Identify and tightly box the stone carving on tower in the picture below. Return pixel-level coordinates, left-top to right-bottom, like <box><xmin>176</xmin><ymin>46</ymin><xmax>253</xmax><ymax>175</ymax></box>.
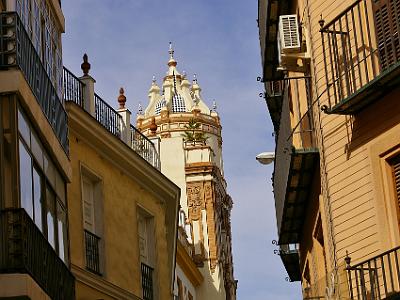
<box><xmin>137</xmin><ymin>43</ymin><xmax>237</xmax><ymax>300</ymax></box>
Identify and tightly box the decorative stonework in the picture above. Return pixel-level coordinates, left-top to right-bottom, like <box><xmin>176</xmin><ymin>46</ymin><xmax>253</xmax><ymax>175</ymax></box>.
<box><xmin>187</xmin><ymin>182</ymin><xmax>205</xmax><ymax>221</ymax></box>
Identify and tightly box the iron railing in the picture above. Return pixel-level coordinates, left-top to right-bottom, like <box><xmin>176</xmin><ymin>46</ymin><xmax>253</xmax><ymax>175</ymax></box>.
<box><xmin>63</xmin><ymin>67</ymin><xmax>85</xmax><ymax>106</ymax></box>
<box><xmin>130</xmin><ymin>125</ymin><xmax>161</xmax><ymax>170</ymax></box>
<box><xmin>84</xmin><ymin>230</ymin><xmax>101</xmax><ymax>275</ymax></box>
<box><xmin>0</xmin><ymin>209</ymin><xmax>75</xmax><ymax>300</ymax></box>
<box><xmin>346</xmin><ymin>247</ymin><xmax>400</xmax><ymax>300</ymax></box>
<box><xmin>62</xmin><ymin>68</ymin><xmax>161</xmax><ymax>170</ymax></box>
<box><xmin>95</xmin><ymin>93</ymin><xmax>123</xmax><ymax>138</ymax></box>
<box><xmin>141</xmin><ymin>262</ymin><xmax>154</xmax><ymax>300</ymax></box>
<box><xmin>0</xmin><ymin>12</ymin><xmax>69</xmax><ymax>154</ymax></box>
<box><xmin>265</xmin><ymin>80</ymin><xmax>284</xmax><ymax>98</ymax></box>
<box><xmin>320</xmin><ymin>0</ymin><xmax>400</xmax><ymax>113</ymax></box>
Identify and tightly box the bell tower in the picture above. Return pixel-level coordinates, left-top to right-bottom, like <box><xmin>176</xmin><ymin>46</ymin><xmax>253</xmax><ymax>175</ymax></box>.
<box><xmin>137</xmin><ymin>44</ymin><xmax>236</xmax><ymax>300</ymax></box>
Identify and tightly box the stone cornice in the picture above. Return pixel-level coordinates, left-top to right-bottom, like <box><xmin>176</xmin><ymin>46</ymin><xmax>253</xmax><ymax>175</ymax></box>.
<box><xmin>71</xmin><ymin>264</ymin><xmax>141</xmax><ymax>299</ymax></box>
<box><xmin>176</xmin><ymin>241</ymin><xmax>204</xmax><ymax>287</ymax></box>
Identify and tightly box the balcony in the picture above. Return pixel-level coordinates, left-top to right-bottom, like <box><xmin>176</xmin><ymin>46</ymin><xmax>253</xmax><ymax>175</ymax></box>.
<box><xmin>320</xmin><ymin>0</ymin><xmax>400</xmax><ymax>115</ymax></box>
<box><xmin>0</xmin><ymin>12</ymin><xmax>69</xmax><ymax>154</ymax></box>
<box><xmin>0</xmin><ymin>209</ymin><xmax>75</xmax><ymax>300</ymax></box>
<box><xmin>63</xmin><ymin>67</ymin><xmax>161</xmax><ymax>170</ymax></box>
<box><xmin>130</xmin><ymin>125</ymin><xmax>161</xmax><ymax>170</ymax></box>
<box><xmin>346</xmin><ymin>247</ymin><xmax>400</xmax><ymax>300</ymax></box>
<box><xmin>275</xmin><ymin>243</ymin><xmax>301</xmax><ymax>282</ymax></box>
<box><xmin>141</xmin><ymin>262</ymin><xmax>154</xmax><ymax>300</ymax></box>
<box><xmin>258</xmin><ymin>0</ymin><xmax>290</xmax><ymax>81</ymax></box>
<box><xmin>84</xmin><ymin>230</ymin><xmax>101</xmax><ymax>275</ymax></box>
<box><xmin>273</xmin><ymin>76</ymin><xmax>319</xmax><ymax>245</ymax></box>
<box><xmin>264</xmin><ymin>80</ymin><xmax>284</xmax><ymax>132</ymax></box>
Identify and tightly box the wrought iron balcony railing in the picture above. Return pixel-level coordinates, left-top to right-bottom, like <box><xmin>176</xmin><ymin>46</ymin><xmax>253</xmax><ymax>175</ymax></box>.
<box><xmin>0</xmin><ymin>12</ymin><xmax>69</xmax><ymax>154</ymax></box>
<box><xmin>94</xmin><ymin>93</ymin><xmax>123</xmax><ymax>138</ymax></box>
<box><xmin>141</xmin><ymin>262</ymin><xmax>154</xmax><ymax>300</ymax></box>
<box><xmin>264</xmin><ymin>80</ymin><xmax>285</xmax><ymax>132</ymax></box>
<box><xmin>63</xmin><ymin>67</ymin><xmax>85</xmax><ymax>107</ymax></box>
<box><xmin>63</xmin><ymin>67</ymin><xmax>161</xmax><ymax>170</ymax></box>
<box><xmin>346</xmin><ymin>247</ymin><xmax>400</xmax><ymax>300</ymax></box>
<box><xmin>320</xmin><ymin>0</ymin><xmax>400</xmax><ymax>114</ymax></box>
<box><xmin>130</xmin><ymin>125</ymin><xmax>161</xmax><ymax>170</ymax></box>
<box><xmin>0</xmin><ymin>209</ymin><xmax>75</xmax><ymax>300</ymax></box>
<box><xmin>84</xmin><ymin>229</ymin><xmax>101</xmax><ymax>275</ymax></box>
<box><xmin>273</xmin><ymin>76</ymin><xmax>319</xmax><ymax>245</ymax></box>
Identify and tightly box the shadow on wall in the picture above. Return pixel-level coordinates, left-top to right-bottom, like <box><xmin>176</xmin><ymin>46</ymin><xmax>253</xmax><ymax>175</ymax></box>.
<box><xmin>345</xmin><ymin>88</ymin><xmax>400</xmax><ymax>157</ymax></box>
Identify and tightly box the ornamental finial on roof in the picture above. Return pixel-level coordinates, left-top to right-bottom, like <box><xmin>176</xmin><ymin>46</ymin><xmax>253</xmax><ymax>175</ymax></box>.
<box><xmin>137</xmin><ymin>102</ymin><xmax>143</xmax><ymax>115</ymax></box>
<box><xmin>193</xmin><ymin>73</ymin><xmax>198</xmax><ymax>83</ymax></box>
<box><xmin>169</xmin><ymin>42</ymin><xmax>174</xmax><ymax>59</ymax></box>
<box><xmin>212</xmin><ymin>100</ymin><xmax>217</xmax><ymax>111</ymax></box>
<box><xmin>182</xmin><ymin>70</ymin><xmax>187</xmax><ymax>78</ymax></box>
<box><xmin>118</xmin><ymin>87</ymin><xmax>126</xmax><ymax>109</ymax></box>
<box><xmin>152</xmin><ymin>75</ymin><xmax>157</xmax><ymax>84</ymax></box>
<box><xmin>81</xmin><ymin>53</ymin><xmax>91</xmax><ymax>76</ymax></box>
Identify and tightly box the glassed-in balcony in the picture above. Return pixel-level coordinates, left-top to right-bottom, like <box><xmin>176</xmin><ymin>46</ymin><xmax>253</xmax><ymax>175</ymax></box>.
<box><xmin>320</xmin><ymin>0</ymin><xmax>400</xmax><ymax>114</ymax></box>
<box><xmin>0</xmin><ymin>12</ymin><xmax>69</xmax><ymax>154</ymax></box>
<box><xmin>273</xmin><ymin>76</ymin><xmax>319</xmax><ymax>245</ymax></box>
<box><xmin>0</xmin><ymin>208</ymin><xmax>75</xmax><ymax>300</ymax></box>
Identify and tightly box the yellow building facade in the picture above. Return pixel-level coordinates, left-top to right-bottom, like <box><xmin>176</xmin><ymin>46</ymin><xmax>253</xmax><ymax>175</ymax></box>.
<box><xmin>136</xmin><ymin>45</ymin><xmax>237</xmax><ymax>300</ymax></box>
<box><xmin>259</xmin><ymin>0</ymin><xmax>400</xmax><ymax>298</ymax></box>
<box><xmin>0</xmin><ymin>1</ymin><xmax>74</xmax><ymax>299</ymax></box>
<box><xmin>64</xmin><ymin>60</ymin><xmax>180</xmax><ymax>300</ymax></box>
<box><xmin>0</xmin><ymin>0</ymin><xmax>181</xmax><ymax>299</ymax></box>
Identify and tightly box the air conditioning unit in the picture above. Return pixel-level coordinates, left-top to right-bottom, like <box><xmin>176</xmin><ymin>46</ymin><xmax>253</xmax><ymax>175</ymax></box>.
<box><xmin>277</xmin><ymin>14</ymin><xmax>310</xmax><ymax>72</ymax></box>
<box><xmin>279</xmin><ymin>15</ymin><xmax>301</xmax><ymax>53</ymax></box>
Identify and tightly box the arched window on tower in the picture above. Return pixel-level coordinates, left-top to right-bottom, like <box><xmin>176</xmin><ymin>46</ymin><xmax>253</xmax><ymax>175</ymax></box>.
<box><xmin>154</xmin><ymin>98</ymin><xmax>166</xmax><ymax>115</ymax></box>
<box><xmin>172</xmin><ymin>94</ymin><xmax>186</xmax><ymax>113</ymax></box>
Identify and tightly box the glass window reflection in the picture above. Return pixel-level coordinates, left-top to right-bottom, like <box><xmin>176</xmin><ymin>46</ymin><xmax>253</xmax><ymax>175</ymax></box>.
<box><xmin>19</xmin><ymin>140</ymin><xmax>33</xmax><ymax>218</ymax></box>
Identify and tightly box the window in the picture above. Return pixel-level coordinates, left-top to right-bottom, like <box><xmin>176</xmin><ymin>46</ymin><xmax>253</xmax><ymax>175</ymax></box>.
<box><xmin>17</xmin><ymin>108</ymin><xmax>68</xmax><ymax>263</ymax></box>
<box><xmin>16</xmin><ymin>0</ymin><xmax>63</xmax><ymax>96</ymax></box>
<box><xmin>172</xmin><ymin>94</ymin><xmax>186</xmax><ymax>113</ymax></box>
<box><xmin>154</xmin><ymin>98</ymin><xmax>166</xmax><ymax>115</ymax></box>
<box><xmin>81</xmin><ymin>169</ymin><xmax>103</xmax><ymax>275</ymax></box>
<box><xmin>138</xmin><ymin>207</ymin><xmax>155</xmax><ymax>300</ymax></box>
<box><xmin>390</xmin><ymin>155</ymin><xmax>400</xmax><ymax>229</ymax></box>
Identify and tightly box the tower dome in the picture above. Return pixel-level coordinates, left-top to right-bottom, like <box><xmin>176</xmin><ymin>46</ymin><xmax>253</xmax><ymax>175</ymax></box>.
<box><xmin>143</xmin><ymin>43</ymin><xmax>211</xmax><ymax>117</ymax></box>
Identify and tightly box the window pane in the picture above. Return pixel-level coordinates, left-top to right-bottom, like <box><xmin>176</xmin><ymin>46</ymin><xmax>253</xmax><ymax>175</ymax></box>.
<box><xmin>46</xmin><ymin>186</ymin><xmax>56</xmax><ymax>250</ymax></box>
<box><xmin>33</xmin><ymin>166</ymin><xmax>43</xmax><ymax>232</ymax></box>
<box><xmin>31</xmin><ymin>132</ymin><xmax>44</xmax><ymax>169</ymax></box>
<box><xmin>57</xmin><ymin>202</ymin><xmax>68</xmax><ymax>263</ymax></box>
<box><xmin>43</xmin><ymin>153</ymin><xmax>56</xmax><ymax>189</ymax></box>
<box><xmin>18</xmin><ymin>110</ymin><xmax>30</xmax><ymax>147</ymax></box>
<box><xmin>19</xmin><ymin>140</ymin><xmax>33</xmax><ymax>218</ymax></box>
<box><xmin>56</xmin><ymin>170</ymin><xmax>66</xmax><ymax>205</ymax></box>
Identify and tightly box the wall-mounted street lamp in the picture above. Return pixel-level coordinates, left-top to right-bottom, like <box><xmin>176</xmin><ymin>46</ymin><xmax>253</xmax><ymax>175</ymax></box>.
<box><xmin>256</xmin><ymin>152</ymin><xmax>275</xmax><ymax>165</ymax></box>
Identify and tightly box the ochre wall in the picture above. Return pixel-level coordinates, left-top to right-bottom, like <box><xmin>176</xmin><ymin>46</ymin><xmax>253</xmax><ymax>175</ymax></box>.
<box><xmin>300</xmin><ymin>0</ymin><xmax>400</xmax><ymax>287</ymax></box>
<box><xmin>68</xmin><ymin>128</ymin><xmax>171</xmax><ymax>299</ymax></box>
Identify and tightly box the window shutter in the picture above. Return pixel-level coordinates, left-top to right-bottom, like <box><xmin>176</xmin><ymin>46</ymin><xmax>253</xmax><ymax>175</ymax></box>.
<box><xmin>138</xmin><ymin>215</ymin><xmax>148</xmax><ymax>262</ymax></box>
<box><xmin>82</xmin><ymin>178</ymin><xmax>95</xmax><ymax>232</ymax></box>
<box><xmin>372</xmin><ymin>0</ymin><xmax>400</xmax><ymax>69</ymax></box>
<box><xmin>393</xmin><ymin>156</ymin><xmax>400</xmax><ymax>203</ymax></box>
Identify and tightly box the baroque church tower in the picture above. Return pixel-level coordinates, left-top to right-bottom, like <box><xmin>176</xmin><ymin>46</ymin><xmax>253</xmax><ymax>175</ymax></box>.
<box><xmin>136</xmin><ymin>44</ymin><xmax>236</xmax><ymax>300</ymax></box>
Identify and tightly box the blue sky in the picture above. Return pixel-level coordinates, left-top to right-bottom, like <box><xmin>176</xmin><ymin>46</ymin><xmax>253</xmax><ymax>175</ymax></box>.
<box><xmin>62</xmin><ymin>1</ymin><xmax>302</xmax><ymax>299</ymax></box>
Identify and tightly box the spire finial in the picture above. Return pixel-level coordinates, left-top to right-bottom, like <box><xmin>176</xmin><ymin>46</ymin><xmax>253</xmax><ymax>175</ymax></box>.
<box><xmin>117</xmin><ymin>87</ymin><xmax>126</xmax><ymax>109</ymax></box>
<box><xmin>182</xmin><ymin>70</ymin><xmax>187</xmax><ymax>78</ymax></box>
<box><xmin>193</xmin><ymin>73</ymin><xmax>198</xmax><ymax>83</ymax></box>
<box><xmin>212</xmin><ymin>100</ymin><xmax>217</xmax><ymax>111</ymax></box>
<box><xmin>81</xmin><ymin>53</ymin><xmax>91</xmax><ymax>76</ymax></box>
<box><xmin>152</xmin><ymin>75</ymin><xmax>157</xmax><ymax>85</ymax></box>
<box><xmin>169</xmin><ymin>42</ymin><xmax>174</xmax><ymax>59</ymax></box>
<box><xmin>137</xmin><ymin>102</ymin><xmax>143</xmax><ymax>115</ymax></box>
